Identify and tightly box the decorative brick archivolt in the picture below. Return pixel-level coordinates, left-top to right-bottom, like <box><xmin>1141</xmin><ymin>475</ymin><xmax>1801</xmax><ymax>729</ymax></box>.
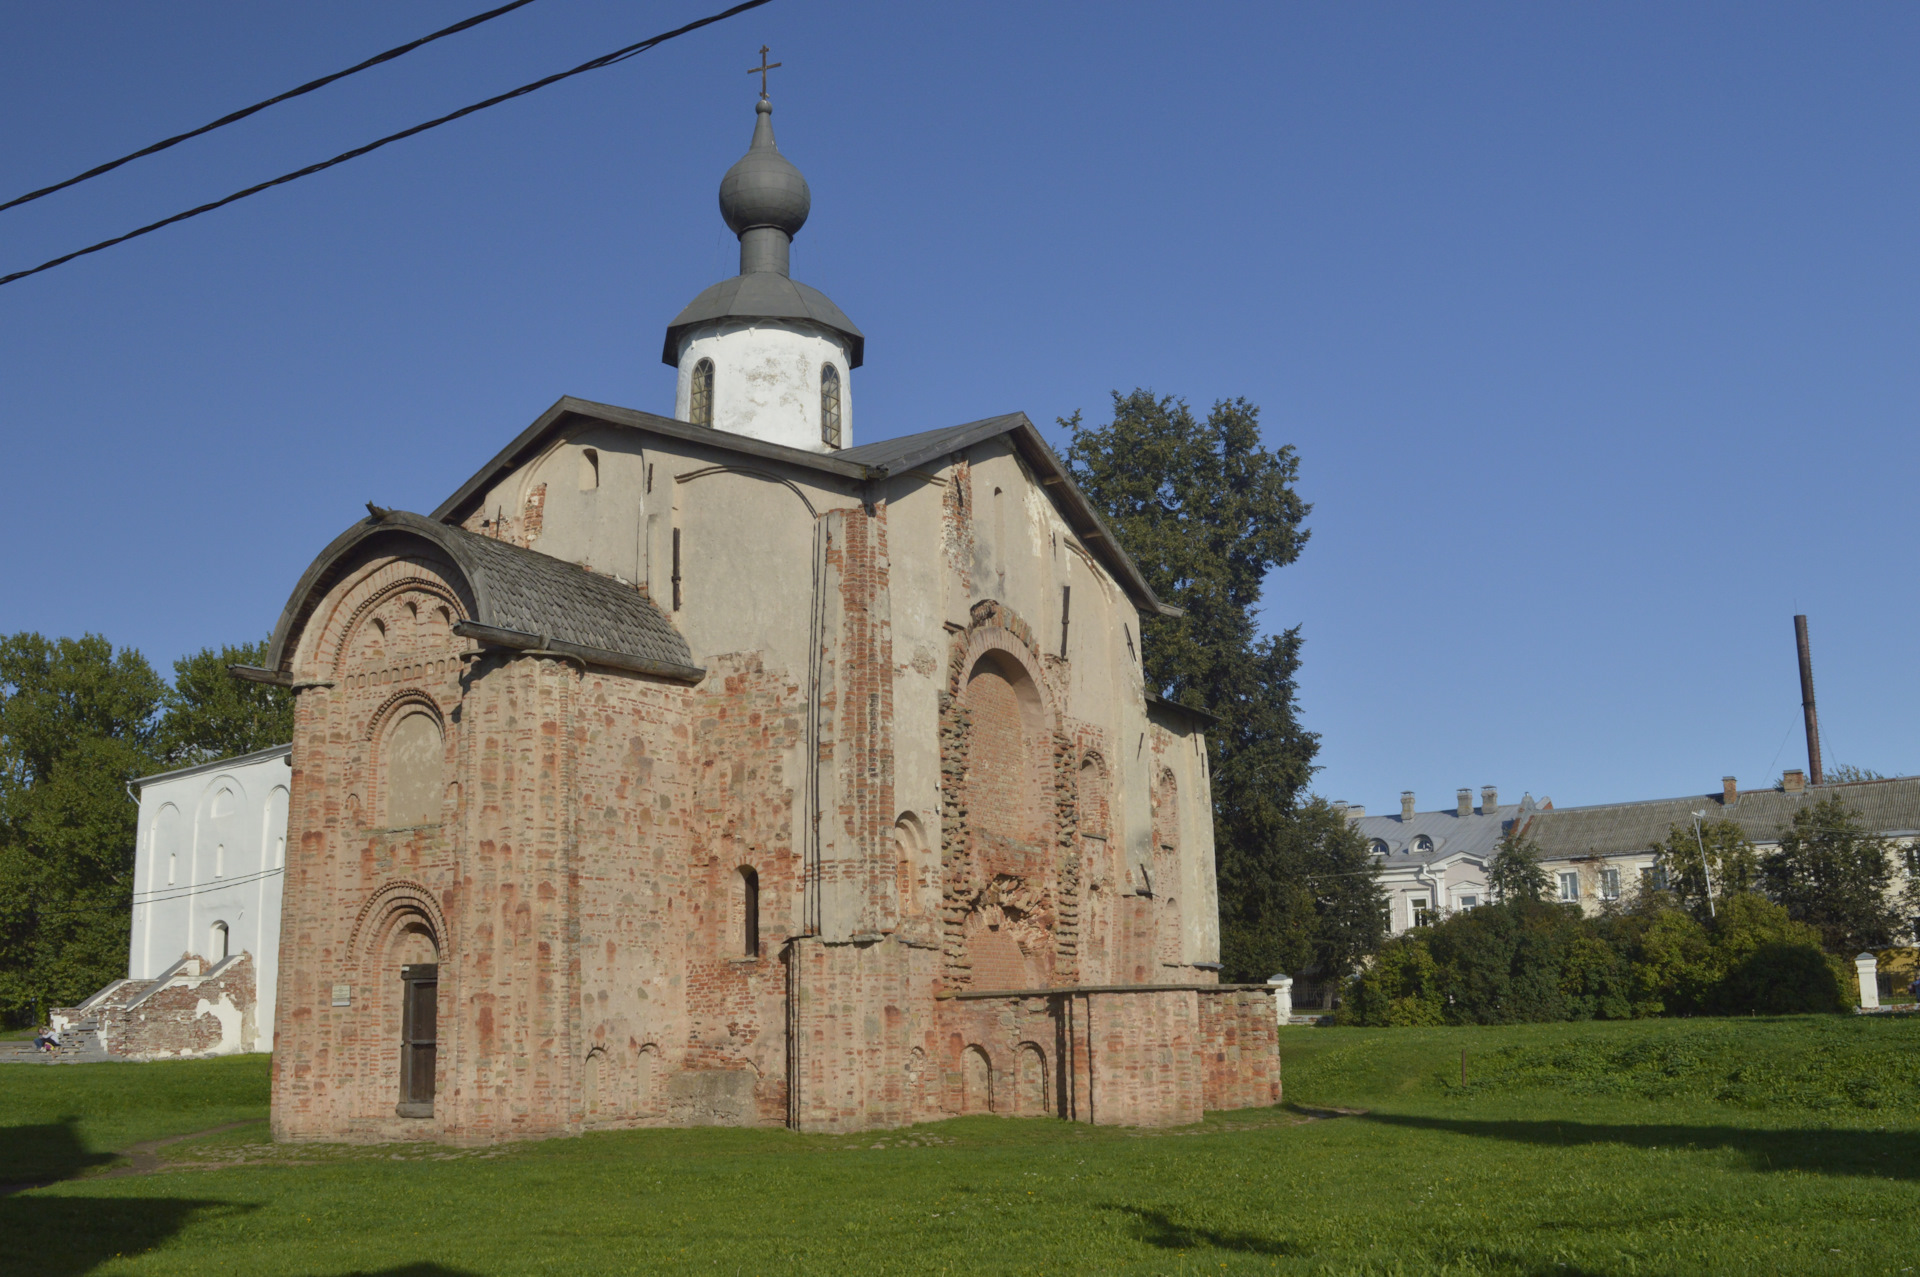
<box><xmin>287</xmin><ymin>548</ymin><xmax>471</xmax><ymax>682</ymax></box>
<box><xmin>362</xmin><ymin>688</ymin><xmax>447</xmax><ymax>742</ymax></box>
<box><xmin>347</xmin><ymin>879</ymin><xmax>449</xmax><ymax>972</ymax></box>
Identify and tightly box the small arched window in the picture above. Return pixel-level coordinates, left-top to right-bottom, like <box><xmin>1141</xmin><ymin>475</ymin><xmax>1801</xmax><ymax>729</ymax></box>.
<box><xmin>578</xmin><ymin>447</ymin><xmax>599</xmax><ymax>490</ymax></box>
<box><xmin>1413</xmin><ymin>835</ymin><xmax>1434</xmax><ymax>853</ymax></box>
<box><xmin>689</xmin><ymin>358</ymin><xmax>715</xmax><ymax>427</ymax></box>
<box><xmin>209</xmin><ymin>921</ymin><xmax>229</xmax><ymax>963</ymax></box>
<box><xmin>820</xmin><ymin>363</ymin><xmax>842</xmax><ymax>447</ymax></box>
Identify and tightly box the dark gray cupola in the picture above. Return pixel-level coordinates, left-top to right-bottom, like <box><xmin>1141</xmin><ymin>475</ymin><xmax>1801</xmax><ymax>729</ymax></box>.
<box><xmin>662</xmin><ymin>98</ymin><xmax>863</xmax><ymax>373</ymax></box>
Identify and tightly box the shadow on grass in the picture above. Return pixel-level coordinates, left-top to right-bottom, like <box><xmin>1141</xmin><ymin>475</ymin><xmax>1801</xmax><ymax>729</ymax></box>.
<box><xmin>1106</xmin><ymin>1204</ymin><xmax>1302</xmax><ymax>1256</ymax></box>
<box><xmin>0</xmin><ymin>1118</ymin><xmax>257</xmax><ymax>1276</ymax></box>
<box><xmin>1362</xmin><ymin>1112</ymin><xmax>1920</xmax><ymax>1180</ymax></box>
<box><xmin>0</xmin><ymin>1121</ymin><xmax>117</xmax><ymax>1188</ymax></box>
<box><xmin>337</xmin><ymin>1267</ymin><xmax>482</xmax><ymax>1276</ymax></box>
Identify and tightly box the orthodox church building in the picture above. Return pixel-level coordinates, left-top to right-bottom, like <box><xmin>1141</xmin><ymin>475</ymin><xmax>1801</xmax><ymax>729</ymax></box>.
<box><xmin>249</xmin><ymin>93</ymin><xmax>1280</xmax><ymax>1143</ymax></box>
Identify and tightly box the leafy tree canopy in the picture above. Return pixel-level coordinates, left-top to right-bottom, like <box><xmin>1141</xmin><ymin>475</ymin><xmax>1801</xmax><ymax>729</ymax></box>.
<box><xmin>158</xmin><ymin>639</ymin><xmax>294</xmax><ymax>766</ymax></box>
<box><xmin>0</xmin><ymin>634</ymin><xmax>165</xmax><ymax>1024</ymax></box>
<box><xmin>1342</xmin><ymin>891</ymin><xmax>1848</xmax><ymax>1026</ymax></box>
<box><xmin>1762</xmin><ymin>796</ymin><xmax>1902</xmax><ymax>952</ymax></box>
<box><xmin>1064</xmin><ymin>391</ymin><xmax>1370</xmax><ymax>981</ymax></box>
<box><xmin>1487</xmin><ymin>830</ymin><xmax>1551</xmax><ymax>903</ymax></box>
<box><xmin>1649</xmin><ymin>816</ymin><xmax>1758</xmax><ymax>922</ymax></box>
<box><xmin>0</xmin><ymin>633</ymin><xmax>291</xmax><ymax>1025</ymax></box>
<box><xmin>1820</xmin><ymin>763</ymin><xmax>1885</xmax><ymax>785</ymax></box>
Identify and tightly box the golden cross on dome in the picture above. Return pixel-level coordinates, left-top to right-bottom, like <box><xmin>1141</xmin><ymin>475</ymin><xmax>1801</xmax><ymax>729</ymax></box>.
<box><xmin>748</xmin><ymin>45</ymin><xmax>782</xmax><ymax>99</ymax></box>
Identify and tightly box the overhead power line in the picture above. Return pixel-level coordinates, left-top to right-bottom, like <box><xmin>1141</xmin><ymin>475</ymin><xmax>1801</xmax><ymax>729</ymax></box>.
<box><xmin>0</xmin><ymin>0</ymin><xmax>775</xmax><ymax>290</ymax></box>
<box><xmin>0</xmin><ymin>0</ymin><xmax>543</xmax><ymax>216</ymax></box>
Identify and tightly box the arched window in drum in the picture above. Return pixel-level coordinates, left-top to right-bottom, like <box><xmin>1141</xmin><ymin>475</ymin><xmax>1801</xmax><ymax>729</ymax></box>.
<box><xmin>819</xmin><ymin>363</ymin><xmax>843</xmax><ymax>447</ymax></box>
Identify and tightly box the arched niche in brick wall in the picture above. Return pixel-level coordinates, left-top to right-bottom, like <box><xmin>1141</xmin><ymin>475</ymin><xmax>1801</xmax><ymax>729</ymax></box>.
<box><xmin>1153</xmin><ymin>769</ymin><xmax>1182</xmax><ymax>968</ymax></box>
<box><xmin>942</xmin><ymin>616</ymin><xmax>1068</xmax><ymax>993</ymax></box>
<box><xmin>1077</xmin><ymin>752</ymin><xmax>1114</xmax><ymax>983</ymax></box>
<box><xmin>958</xmin><ymin>649</ymin><xmax>1050</xmax><ymax>880</ymax></box>
<box><xmin>342</xmin><ymin>880</ymin><xmax>446</xmax><ymax>1122</ymax></box>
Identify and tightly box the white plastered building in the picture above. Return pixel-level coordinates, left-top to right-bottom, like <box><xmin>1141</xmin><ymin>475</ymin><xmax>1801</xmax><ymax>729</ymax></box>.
<box><xmin>125</xmin><ymin>744</ymin><xmax>292</xmax><ymax>1051</ymax></box>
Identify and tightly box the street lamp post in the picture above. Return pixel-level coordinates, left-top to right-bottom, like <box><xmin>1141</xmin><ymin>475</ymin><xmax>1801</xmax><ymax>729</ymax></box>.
<box><xmin>1692</xmin><ymin>810</ymin><xmax>1716</xmax><ymax>919</ymax></box>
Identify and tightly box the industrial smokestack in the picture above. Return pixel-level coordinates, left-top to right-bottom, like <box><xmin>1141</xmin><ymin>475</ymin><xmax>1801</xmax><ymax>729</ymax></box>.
<box><xmin>1794</xmin><ymin>614</ymin><xmax>1823</xmax><ymax>786</ymax></box>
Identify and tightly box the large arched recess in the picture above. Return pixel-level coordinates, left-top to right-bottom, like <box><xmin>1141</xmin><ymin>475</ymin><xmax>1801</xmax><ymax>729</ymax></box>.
<box><xmin>944</xmin><ymin>612</ymin><xmax>1062</xmax><ymax>991</ymax></box>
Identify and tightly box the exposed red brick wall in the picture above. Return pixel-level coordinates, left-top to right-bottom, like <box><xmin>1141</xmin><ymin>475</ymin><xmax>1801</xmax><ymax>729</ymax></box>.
<box><xmin>1198</xmin><ymin>988</ymin><xmax>1282</xmax><ymax>1111</ymax></box>
<box><xmin>78</xmin><ymin>953</ymin><xmax>258</xmax><ymax>1059</ymax></box>
<box><xmin>268</xmin><ymin>467</ymin><xmax>1275</xmax><ymax>1144</ymax></box>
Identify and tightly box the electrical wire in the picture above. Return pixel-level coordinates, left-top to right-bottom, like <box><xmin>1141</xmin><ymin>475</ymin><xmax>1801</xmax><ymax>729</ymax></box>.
<box><xmin>131</xmin><ymin>865</ymin><xmax>285</xmax><ymax>905</ymax></box>
<box><xmin>0</xmin><ymin>0</ymin><xmax>543</xmax><ymax>215</ymax></box>
<box><xmin>0</xmin><ymin>0</ymin><xmax>775</xmax><ymax>290</ymax></box>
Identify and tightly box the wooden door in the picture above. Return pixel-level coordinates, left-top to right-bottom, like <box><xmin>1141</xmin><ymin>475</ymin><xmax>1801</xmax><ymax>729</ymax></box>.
<box><xmin>399</xmin><ymin>963</ymin><xmax>438</xmax><ymax>1116</ymax></box>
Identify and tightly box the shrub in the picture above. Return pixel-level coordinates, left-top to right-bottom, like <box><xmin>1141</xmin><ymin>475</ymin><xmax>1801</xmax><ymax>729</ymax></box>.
<box><xmin>1339</xmin><ymin>936</ymin><xmax>1444</xmax><ymax>1026</ymax></box>
<box><xmin>1344</xmin><ymin>891</ymin><xmax>1858</xmax><ymax>1025</ymax></box>
<box><xmin>1712</xmin><ymin>941</ymin><xmax>1849</xmax><ymax>1014</ymax></box>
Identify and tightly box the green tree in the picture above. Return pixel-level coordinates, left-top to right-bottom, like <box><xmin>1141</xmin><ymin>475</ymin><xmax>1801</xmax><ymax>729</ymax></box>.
<box><xmin>1652</xmin><ymin>816</ymin><xmax>1759</xmax><ymax>922</ymax></box>
<box><xmin>1761</xmin><ymin>796</ymin><xmax>1901</xmax><ymax>952</ymax></box>
<box><xmin>1281</xmin><ymin>797</ymin><xmax>1388</xmax><ymax>999</ymax></box>
<box><xmin>0</xmin><ymin>634</ymin><xmax>165</xmax><ymax>1025</ymax></box>
<box><xmin>1487</xmin><ymin>829</ymin><xmax>1551</xmax><ymax>903</ymax></box>
<box><xmin>1704</xmin><ymin>892</ymin><xmax>1849</xmax><ymax>1014</ymax></box>
<box><xmin>1821</xmin><ymin>763</ymin><xmax>1885</xmax><ymax>785</ymax></box>
<box><xmin>157</xmin><ymin>639</ymin><xmax>293</xmax><ymax>765</ymax></box>
<box><xmin>1064</xmin><ymin>390</ymin><xmax>1342</xmax><ymax>980</ymax></box>
<box><xmin>1339</xmin><ymin>935</ymin><xmax>1444</xmax><ymax>1026</ymax></box>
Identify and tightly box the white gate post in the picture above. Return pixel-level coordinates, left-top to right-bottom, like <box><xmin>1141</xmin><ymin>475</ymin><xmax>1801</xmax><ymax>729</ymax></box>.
<box><xmin>1856</xmin><ymin>953</ymin><xmax>1880</xmax><ymax>1010</ymax></box>
<box><xmin>1267</xmin><ymin>975</ymin><xmax>1293</xmax><ymax>1025</ymax></box>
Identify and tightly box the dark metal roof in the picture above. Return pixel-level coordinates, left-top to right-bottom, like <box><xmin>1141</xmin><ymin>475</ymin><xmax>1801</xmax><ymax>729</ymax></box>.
<box><xmin>1146</xmin><ymin>693</ymin><xmax>1218</xmax><ymax>729</ymax></box>
<box><xmin>661</xmin><ymin>272</ymin><xmax>863</xmax><ymax>368</ymax></box>
<box><xmin>265</xmin><ymin>510</ymin><xmax>701</xmax><ymax>682</ymax></box>
<box><xmin>1522</xmin><ymin>776</ymin><xmax>1920</xmax><ymax>857</ymax></box>
<box><xmin>431</xmin><ymin>397</ymin><xmax>869</xmax><ymax>526</ymax></box>
<box><xmin>430</xmin><ymin>398</ymin><xmax>1176</xmax><ymax>619</ymax></box>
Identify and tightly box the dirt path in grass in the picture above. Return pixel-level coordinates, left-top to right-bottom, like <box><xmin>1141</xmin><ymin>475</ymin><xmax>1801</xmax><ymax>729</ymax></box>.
<box><xmin>98</xmin><ymin>1120</ymin><xmax>267</xmax><ymax>1178</ymax></box>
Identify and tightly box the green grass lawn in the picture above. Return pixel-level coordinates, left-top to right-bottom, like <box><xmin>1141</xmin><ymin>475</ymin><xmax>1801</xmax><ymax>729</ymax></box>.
<box><xmin>3</xmin><ymin>1016</ymin><xmax>1917</xmax><ymax>1275</ymax></box>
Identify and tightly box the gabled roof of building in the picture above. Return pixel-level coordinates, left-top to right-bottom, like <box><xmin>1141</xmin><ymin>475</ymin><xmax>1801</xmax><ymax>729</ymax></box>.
<box><xmin>263</xmin><ymin>510</ymin><xmax>701</xmax><ymax>683</ymax></box>
<box><xmin>1522</xmin><ymin>776</ymin><xmax>1920</xmax><ymax>858</ymax></box>
<box><xmin>1354</xmin><ymin>802</ymin><xmax>1527</xmax><ymax>867</ymax></box>
<box><xmin>133</xmin><ymin>743</ymin><xmax>292</xmax><ymax>792</ymax></box>
<box><xmin>428</xmin><ymin>396</ymin><xmax>1179</xmax><ymax>619</ymax></box>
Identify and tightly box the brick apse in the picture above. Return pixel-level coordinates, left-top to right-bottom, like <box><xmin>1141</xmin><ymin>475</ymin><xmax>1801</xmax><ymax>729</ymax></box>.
<box><xmin>249</xmin><ymin>400</ymin><xmax>1280</xmax><ymax>1144</ymax></box>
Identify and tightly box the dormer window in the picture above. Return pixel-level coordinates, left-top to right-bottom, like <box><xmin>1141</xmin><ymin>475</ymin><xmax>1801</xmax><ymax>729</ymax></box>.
<box><xmin>1413</xmin><ymin>835</ymin><xmax>1434</xmax><ymax>853</ymax></box>
<box><xmin>1369</xmin><ymin>839</ymin><xmax>1388</xmax><ymax>857</ymax></box>
<box><xmin>820</xmin><ymin>363</ymin><xmax>842</xmax><ymax>447</ymax></box>
<box><xmin>690</xmin><ymin>358</ymin><xmax>715</xmax><ymax>427</ymax></box>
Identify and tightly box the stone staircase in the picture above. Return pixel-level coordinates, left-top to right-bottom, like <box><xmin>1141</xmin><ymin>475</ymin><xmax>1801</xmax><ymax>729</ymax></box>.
<box><xmin>0</xmin><ymin>1013</ymin><xmax>113</xmax><ymax>1064</ymax></box>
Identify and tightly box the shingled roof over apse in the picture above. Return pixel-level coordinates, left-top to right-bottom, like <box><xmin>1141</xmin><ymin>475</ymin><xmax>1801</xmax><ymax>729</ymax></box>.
<box><xmin>265</xmin><ymin>510</ymin><xmax>701</xmax><ymax>682</ymax></box>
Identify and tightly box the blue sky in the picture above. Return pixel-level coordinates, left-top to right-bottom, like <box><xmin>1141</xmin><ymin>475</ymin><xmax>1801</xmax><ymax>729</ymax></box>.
<box><xmin>2</xmin><ymin>2</ymin><xmax>1915</xmax><ymax>812</ymax></box>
